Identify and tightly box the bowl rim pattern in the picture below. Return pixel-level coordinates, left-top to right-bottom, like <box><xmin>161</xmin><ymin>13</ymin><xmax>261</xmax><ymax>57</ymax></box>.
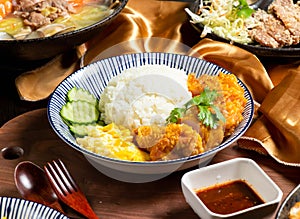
<box><xmin>0</xmin><ymin>196</ymin><xmax>68</xmax><ymax>219</ymax></box>
<box><xmin>47</xmin><ymin>52</ymin><xmax>254</xmax><ymax>166</ymax></box>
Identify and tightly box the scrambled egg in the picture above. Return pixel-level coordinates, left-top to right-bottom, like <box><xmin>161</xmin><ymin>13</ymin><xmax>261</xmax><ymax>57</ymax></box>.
<box><xmin>76</xmin><ymin>123</ymin><xmax>150</xmax><ymax>161</ymax></box>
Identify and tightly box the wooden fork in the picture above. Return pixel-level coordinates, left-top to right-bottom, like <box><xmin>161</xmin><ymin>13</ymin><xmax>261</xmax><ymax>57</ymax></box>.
<box><xmin>44</xmin><ymin>159</ymin><xmax>99</xmax><ymax>219</ymax></box>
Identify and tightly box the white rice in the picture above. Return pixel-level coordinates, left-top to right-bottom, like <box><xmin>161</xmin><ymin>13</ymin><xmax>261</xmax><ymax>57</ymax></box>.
<box><xmin>98</xmin><ymin>64</ymin><xmax>192</xmax><ymax>130</ymax></box>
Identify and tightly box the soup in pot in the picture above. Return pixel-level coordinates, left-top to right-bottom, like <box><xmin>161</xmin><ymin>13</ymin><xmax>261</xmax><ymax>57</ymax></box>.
<box><xmin>0</xmin><ymin>0</ymin><xmax>118</xmax><ymax>39</ymax></box>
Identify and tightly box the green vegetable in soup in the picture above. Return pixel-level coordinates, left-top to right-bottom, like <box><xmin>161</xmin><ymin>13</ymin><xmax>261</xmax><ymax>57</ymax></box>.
<box><xmin>54</xmin><ymin>5</ymin><xmax>112</xmax><ymax>30</ymax></box>
<box><xmin>0</xmin><ymin>17</ymin><xmax>25</xmax><ymax>36</ymax></box>
<box><xmin>0</xmin><ymin>4</ymin><xmax>112</xmax><ymax>39</ymax></box>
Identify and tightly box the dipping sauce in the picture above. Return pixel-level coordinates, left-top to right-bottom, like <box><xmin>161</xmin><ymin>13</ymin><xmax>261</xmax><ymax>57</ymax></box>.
<box><xmin>196</xmin><ymin>179</ymin><xmax>265</xmax><ymax>214</ymax></box>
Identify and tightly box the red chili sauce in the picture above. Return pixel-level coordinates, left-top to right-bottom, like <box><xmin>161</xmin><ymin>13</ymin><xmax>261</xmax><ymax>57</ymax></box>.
<box><xmin>196</xmin><ymin>179</ymin><xmax>265</xmax><ymax>214</ymax></box>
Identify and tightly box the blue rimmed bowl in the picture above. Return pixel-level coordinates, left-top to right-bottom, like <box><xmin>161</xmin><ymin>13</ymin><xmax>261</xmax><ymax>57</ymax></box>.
<box><xmin>276</xmin><ymin>184</ymin><xmax>300</xmax><ymax>219</ymax></box>
<box><xmin>47</xmin><ymin>52</ymin><xmax>254</xmax><ymax>183</ymax></box>
<box><xmin>0</xmin><ymin>197</ymin><xmax>68</xmax><ymax>219</ymax></box>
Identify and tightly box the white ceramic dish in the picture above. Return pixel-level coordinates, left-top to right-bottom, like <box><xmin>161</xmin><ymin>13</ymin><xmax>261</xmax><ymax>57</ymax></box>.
<box><xmin>0</xmin><ymin>197</ymin><xmax>68</xmax><ymax>219</ymax></box>
<box><xmin>47</xmin><ymin>52</ymin><xmax>254</xmax><ymax>183</ymax></box>
<box><xmin>181</xmin><ymin>158</ymin><xmax>283</xmax><ymax>219</ymax></box>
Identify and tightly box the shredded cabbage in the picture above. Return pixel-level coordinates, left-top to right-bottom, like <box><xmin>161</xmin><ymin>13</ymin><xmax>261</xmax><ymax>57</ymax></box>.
<box><xmin>185</xmin><ymin>0</ymin><xmax>256</xmax><ymax>44</ymax></box>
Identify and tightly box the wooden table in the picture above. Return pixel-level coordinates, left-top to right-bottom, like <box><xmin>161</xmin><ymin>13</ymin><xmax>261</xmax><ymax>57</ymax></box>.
<box><xmin>0</xmin><ymin>108</ymin><xmax>299</xmax><ymax>219</ymax></box>
<box><xmin>0</xmin><ymin>0</ymin><xmax>299</xmax><ymax>216</ymax></box>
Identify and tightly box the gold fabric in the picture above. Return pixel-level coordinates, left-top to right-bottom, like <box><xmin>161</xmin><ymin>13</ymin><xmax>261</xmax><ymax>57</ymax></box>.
<box><xmin>14</xmin><ymin>0</ymin><xmax>300</xmax><ymax>166</ymax></box>
<box><xmin>238</xmin><ymin>69</ymin><xmax>300</xmax><ymax>166</ymax></box>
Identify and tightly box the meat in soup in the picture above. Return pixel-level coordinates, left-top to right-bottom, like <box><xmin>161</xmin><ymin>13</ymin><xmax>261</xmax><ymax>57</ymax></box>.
<box><xmin>0</xmin><ymin>0</ymin><xmax>115</xmax><ymax>39</ymax></box>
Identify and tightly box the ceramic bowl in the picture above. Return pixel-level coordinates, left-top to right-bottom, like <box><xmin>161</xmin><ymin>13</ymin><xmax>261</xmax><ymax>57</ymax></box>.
<box><xmin>0</xmin><ymin>197</ymin><xmax>68</xmax><ymax>219</ymax></box>
<box><xmin>276</xmin><ymin>184</ymin><xmax>300</xmax><ymax>219</ymax></box>
<box><xmin>181</xmin><ymin>158</ymin><xmax>283</xmax><ymax>219</ymax></box>
<box><xmin>188</xmin><ymin>0</ymin><xmax>300</xmax><ymax>58</ymax></box>
<box><xmin>47</xmin><ymin>52</ymin><xmax>254</xmax><ymax>183</ymax></box>
<box><xmin>0</xmin><ymin>0</ymin><xmax>128</xmax><ymax>61</ymax></box>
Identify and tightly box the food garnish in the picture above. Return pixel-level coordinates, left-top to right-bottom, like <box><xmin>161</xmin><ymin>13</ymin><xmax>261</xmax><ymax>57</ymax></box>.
<box><xmin>60</xmin><ymin>87</ymin><xmax>100</xmax><ymax>136</ymax></box>
<box><xmin>67</xmin><ymin>86</ymin><xmax>98</xmax><ymax>105</ymax></box>
<box><xmin>236</xmin><ymin>0</ymin><xmax>254</xmax><ymax>18</ymax></box>
<box><xmin>60</xmin><ymin>101</ymin><xmax>99</xmax><ymax>124</ymax></box>
<box><xmin>186</xmin><ymin>0</ymin><xmax>300</xmax><ymax>48</ymax></box>
<box><xmin>185</xmin><ymin>0</ymin><xmax>256</xmax><ymax>44</ymax></box>
<box><xmin>166</xmin><ymin>88</ymin><xmax>225</xmax><ymax>129</ymax></box>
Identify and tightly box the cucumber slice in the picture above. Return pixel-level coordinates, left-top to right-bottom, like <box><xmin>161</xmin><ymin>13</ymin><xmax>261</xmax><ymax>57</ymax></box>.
<box><xmin>60</xmin><ymin>100</ymin><xmax>100</xmax><ymax>124</ymax></box>
<box><xmin>67</xmin><ymin>87</ymin><xmax>97</xmax><ymax>105</ymax></box>
<box><xmin>70</xmin><ymin>124</ymin><xmax>94</xmax><ymax>137</ymax></box>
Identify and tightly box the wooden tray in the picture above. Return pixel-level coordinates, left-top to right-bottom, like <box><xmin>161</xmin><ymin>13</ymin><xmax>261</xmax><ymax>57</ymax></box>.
<box><xmin>0</xmin><ymin>109</ymin><xmax>299</xmax><ymax>218</ymax></box>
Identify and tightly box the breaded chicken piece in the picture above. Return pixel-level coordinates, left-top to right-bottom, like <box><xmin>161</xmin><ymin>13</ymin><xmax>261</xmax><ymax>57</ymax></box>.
<box><xmin>133</xmin><ymin>125</ymin><xmax>164</xmax><ymax>149</ymax></box>
<box><xmin>187</xmin><ymin>74</ymin><xmax>204</xmax><ymax>96</ymax></box>
<box><xmin>134</xmin><ymin>123</ymin><xmax>203</xmax><ymax>161</ymax></box>
<box><xmin>180</xmin><ymin>106</ymin><xmax>225</xmax><ymax>151</ymax></box>
<box><xmin>218</xmin><ymin>73</ymin><xmax>247</xmax><ymax>136</ymax></box>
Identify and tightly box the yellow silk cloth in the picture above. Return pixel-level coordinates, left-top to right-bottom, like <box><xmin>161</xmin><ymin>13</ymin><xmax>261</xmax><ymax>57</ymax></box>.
<box><xmin>15</xmin><ymin>0</ymin><xmax>300</xmax><ymax>166</ymax></box>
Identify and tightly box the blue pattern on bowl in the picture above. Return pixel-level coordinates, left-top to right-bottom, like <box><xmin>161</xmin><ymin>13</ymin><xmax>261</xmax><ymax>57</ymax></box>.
<box><xmin>276</xmin><ymin>184</ymin><xmax>300</xmax><ymax>219</ymax></box>
<box><xmin>47</xmin><ymin>52</ymin><xmax>254</xmax><ymax>181</ymax></box>
<box><xmin>0</xmin><ymin>197</ymin><xmax>68</xmax><ymax>219</ymax></box>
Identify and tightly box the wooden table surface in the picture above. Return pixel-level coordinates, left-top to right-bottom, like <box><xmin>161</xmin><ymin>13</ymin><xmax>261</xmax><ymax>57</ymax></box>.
<box><xmin>0</xmin><ymin>108</ymin><xmax>299</xmax><ymax>219</ymax></box>
<box><xmin>0</xmin><ymin>0</ymin><xmax>299</xmax><ymax>216</ymax></box>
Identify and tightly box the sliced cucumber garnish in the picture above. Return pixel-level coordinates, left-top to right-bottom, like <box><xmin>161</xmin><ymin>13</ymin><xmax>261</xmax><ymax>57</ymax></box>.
<box><xmin>60</xmin><ymin>100</ymin><xmax>99</xmax><ymax>124</ymax></box>
<box><xmin>60</xmin><ymin>87</ymin><xmax>102</xmax><ymax>138</ymax></box>
<box><xmin>67</xmin><ymin>87</ymin><xmax>97</xmax><ymax>105</ymax></box>
<box><xmin>70</xmin><ymin>124</ymin><xmax>94</xmax><ymax>137</ymax></box>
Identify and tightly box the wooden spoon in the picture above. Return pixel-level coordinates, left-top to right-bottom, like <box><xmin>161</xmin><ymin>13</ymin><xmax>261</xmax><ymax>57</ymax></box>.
<box><xmin>14</xmin><ymin>161</ymin><xmax>65</xmax><ymax>214</ymax></box>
